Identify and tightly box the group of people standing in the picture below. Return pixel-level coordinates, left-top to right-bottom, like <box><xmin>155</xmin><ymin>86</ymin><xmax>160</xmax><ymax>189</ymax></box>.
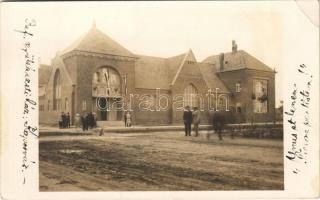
<box><xmin>183</xmin><ymin>106</ymin><xmax>201</xmax><ymax>137</ymax></box>
<box><xmin>74</xmin><ymin>112</ymin><xmax>97</xmax><ymax>131</ymax></box>
<box><xmin>183</xmin><ymin>106</ymin><xmax>227</xmax><ymax>140</ymax></box>
<box><xmin>59</xmin><ymin>112</ymin><xmax>71</xmax><ymax>128</ymax></box>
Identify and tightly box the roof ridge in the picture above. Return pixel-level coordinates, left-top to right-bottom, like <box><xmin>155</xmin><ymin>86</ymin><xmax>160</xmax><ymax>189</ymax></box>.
<box><xmin>135</xmin><ymin>54</ymin><xmax>167</xmax><ymax>60</ymax></box>
<box><xmin>167</xmin><ymin>52</ymin><xmax>187</xmax><ymax>60</ymax></box>
<box><xmin>61</xmin><ymin>26</ymin><xmax>133</xmax><ymax>57</ymax></box>
<box><xmin>170</xmin><ymin>51</ymin><xmax>189</xmax><ymax>86</ymax></box>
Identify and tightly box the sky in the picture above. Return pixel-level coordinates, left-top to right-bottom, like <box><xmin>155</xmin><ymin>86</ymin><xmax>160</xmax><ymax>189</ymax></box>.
<box><xmin>2</xmin><ymin>1</ymin><xmax>319</xmax><ymax>107</ymax></box>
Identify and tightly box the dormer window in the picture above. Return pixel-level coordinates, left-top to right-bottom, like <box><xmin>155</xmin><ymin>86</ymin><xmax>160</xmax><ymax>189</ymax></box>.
<box><xmin>236</xmin><ymin>83</ymin><xmax>241</xmax><ymax>93</ymax></box>
<box><xmin>186</xmin><ymin>61</ymin><xmax>195</xmax><ymax>64</ymax></box>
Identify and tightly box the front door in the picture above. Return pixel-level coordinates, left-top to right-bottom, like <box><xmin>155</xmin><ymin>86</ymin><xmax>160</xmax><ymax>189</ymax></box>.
<box><xmin>99</xmin><ymin>97</ymin><xmax>108</xmax><ymax>121</ymax></box>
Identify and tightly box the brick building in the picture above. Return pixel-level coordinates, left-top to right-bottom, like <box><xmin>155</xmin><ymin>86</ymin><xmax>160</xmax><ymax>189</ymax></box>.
<box><xmin>39</xmin><ymin>25</ymin><xmax>276</xmax><ymax>126</ymax></box>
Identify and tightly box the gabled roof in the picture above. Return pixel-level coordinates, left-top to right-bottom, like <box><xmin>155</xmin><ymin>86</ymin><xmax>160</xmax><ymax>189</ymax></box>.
<box><xmin>202</xmin><ymin>50</ymin><xmax>274</xmax><ymax>72</ymax></box>
<box><xmin>198</xmin><ymin>63</ymin><xmax>229</xmax><ymax>93</ymax></box>
<box><xmin>167</xmin><ymin>53</ymin><xmax>187</xmax><ymax>82</ymax></box>
<box><xmin>62</xmin><ymin>25</ymin><xmax>134</xmax><ymax>58</ymax></box>
<box><xmin>134</xmin><ymin>50</ymin><xmax>201</xmax><ymax>90</ymax></box>
<box><xmin>51</xmin><ymin>53</ymin><xmax>74</xmax><ymax>85</ymax></box>
<box><xmin>135</xmin><ymin>55</ymin><xmax>170</xmax><ymax>90</ymax></box>
<box><xmin>170</xmin><ymin>49</ymin><xmax>197</xmax><ymax>86</ymax></box>
<box><xmin>39</xmin><ymin>64</ymin><xmax>53</xmax><ymax>86</ymax></box>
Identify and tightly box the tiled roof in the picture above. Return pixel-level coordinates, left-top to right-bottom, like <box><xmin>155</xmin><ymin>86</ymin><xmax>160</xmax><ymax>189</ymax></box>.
<box><xmin>198</xmin><ymin>63</ymin><xmax>229</xmax><ymax>93</ymax></box>
<box><xmin>38</xmin><ymin>64</ymin><xmax>52</xmax><ymax>85</ymax></box>
<box><xmin>62</xmin><ymin>26</ymin><xmax>134</xmax><ymax>58</ymax></box>
<box><xmin>135</xmin><ymin>55</ymin><xmax>170</xmax><ymax>90</ymax></box>
<box><xmin>202</xmin><ymin>50</ymin><xmax>274</xmax><ymax>72</ymax></box>
<box><xmin>166</xmin><ymin>53</ymin><xmax>187</xmax><ymax>82</ymax></box>
<box><xmin>170</xmin><ymin>49</ymin><xmax>197</xmax><ymax>86</ymax></box>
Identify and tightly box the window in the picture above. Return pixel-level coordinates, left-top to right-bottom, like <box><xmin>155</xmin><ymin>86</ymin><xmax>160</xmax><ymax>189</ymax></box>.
<box><xmin>186</xmin><ymin>61</ymin><xmax>195</xmax><ymax>64</ymax></box>
<box><xmin>92</xmin><ymin>67</ymin><xmax>121</xmax><ymax>97</ymax></box>
<box><xmin>53</xmin><ymin>69</ymin><xmax>61</xmax><ymax>110</ymax></box>
<box><xmin>39</xmin><ymin>105</ymin><xmax>44</xmax><ymax>111</ymax></box>
<box><xmin>236</xmin><ymin>102</ymin><xmax>242</xmax><ymax>113</ymax></box>
<box><xmin>236</xmin><ymin>83</ymin><xmax>241</xmax><ymax>93</ymax></box>
<box><xmin>184</xmin><ymin>84</ymin><xmax>198</xmax><ymax>108</ymax></box>
<box><xmin>82</xmin><ymin>100</ymin><xmax>87</xmax><ymax>111</ymax></box>
<box><xmin>253</xmin><ymin>79</ymin><xmax>268</xmax><ymax>113</ymax></box>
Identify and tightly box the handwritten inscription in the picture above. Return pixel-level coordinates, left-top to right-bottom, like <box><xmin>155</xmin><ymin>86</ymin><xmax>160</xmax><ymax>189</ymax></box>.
<box><xmin>15</xmin><ymin>18</ymin><xmax>38</xmax><ymax>184</ymax></box>
<box><xmin>285</xmin><ymin>64</ymin><xmax>312</xmax><ymax>174</ymax></box>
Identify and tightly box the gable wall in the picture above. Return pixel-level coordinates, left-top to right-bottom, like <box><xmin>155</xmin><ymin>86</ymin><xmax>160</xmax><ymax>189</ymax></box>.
<box><xmin>171</xmin><ymin>62</ymin><xmax>211</xmax><ymax>124</ymax></box>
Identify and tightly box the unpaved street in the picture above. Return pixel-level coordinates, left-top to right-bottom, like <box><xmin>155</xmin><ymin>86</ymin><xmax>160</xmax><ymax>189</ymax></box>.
<box><xmin>39</xmin><ymin>132</ymin><xmax>283</xmax><ymax>191</ymax></box>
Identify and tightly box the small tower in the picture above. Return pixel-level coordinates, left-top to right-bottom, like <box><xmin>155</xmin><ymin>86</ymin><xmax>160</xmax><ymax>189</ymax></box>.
<box><xmin>232</xmin><ymin>40</ymin><xmax>238</xmax><ymax>53</ymax></box>
<box><xmin>219</xmin><ymin>53</ymin><xmax>224</xmax><ymax>70</ymax></box>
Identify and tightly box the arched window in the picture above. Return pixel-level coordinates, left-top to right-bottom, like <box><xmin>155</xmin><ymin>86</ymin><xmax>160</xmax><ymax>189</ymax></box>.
<box><xmin>53</xmin><ymin>69</ymin><xmax>61</xmax><ymax>110</ymax></box>
<box><xmin>92</xmin><ymin>67</ymin><xmax>121</xmax><ymax>97</ymax></box>
<box><xmin>184</xmin><ymin>84</ymin><xmax>199</xmax><ymax>108</ymax></box>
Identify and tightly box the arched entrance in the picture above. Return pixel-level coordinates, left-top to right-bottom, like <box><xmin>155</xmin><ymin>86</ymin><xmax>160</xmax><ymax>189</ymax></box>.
<box><xmin>92</xmin><ymin>66</ymin><xmax>123</xmax><ymax>121</ymax></box>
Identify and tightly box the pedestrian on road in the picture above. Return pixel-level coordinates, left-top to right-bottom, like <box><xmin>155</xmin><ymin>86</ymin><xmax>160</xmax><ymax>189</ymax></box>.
<box><xmin>183</xmin><ymin>106</ymin><xmax>192</xmax><ymax>136</ymax></box>
<box><xmin>192</xmin><ymin>107</ymin><xmax>201</xmax><ymax>137</ymax></box>
<box><xmin>212</xmin><ymin>111</ymin><xmax>226</xmax><ymax>140</ymax></box>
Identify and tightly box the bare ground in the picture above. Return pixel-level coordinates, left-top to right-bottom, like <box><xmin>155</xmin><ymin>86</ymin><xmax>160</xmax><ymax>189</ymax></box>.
<box><xmin>39</xmin><ymin>131</ymin><xmax>284</xmax><ymax>191</ymax></box>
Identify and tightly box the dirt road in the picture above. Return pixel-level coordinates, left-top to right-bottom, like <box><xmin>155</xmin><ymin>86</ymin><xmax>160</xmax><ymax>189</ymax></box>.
<box><xmin>39</xmin><ymin>132</ymin><xmax>283</xmax><ymax>191</ymax></box>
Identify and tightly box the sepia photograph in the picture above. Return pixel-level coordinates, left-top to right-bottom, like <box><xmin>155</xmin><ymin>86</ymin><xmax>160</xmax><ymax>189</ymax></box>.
<box><xmin>37</xmin><ymin>2</ymin><xmax>284</xmax><ymax>191</ymax></box>
<box><xmin>1</xmin><ymin>1</ymin><xmax>319</xmax><ymax>199</ymax></box>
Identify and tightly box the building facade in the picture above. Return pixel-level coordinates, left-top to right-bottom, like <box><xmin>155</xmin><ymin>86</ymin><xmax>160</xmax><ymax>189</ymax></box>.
<box><xmin>39</xmin><ymin>25</ymin><xmax>276</xmax><ymax>126</ymax></box>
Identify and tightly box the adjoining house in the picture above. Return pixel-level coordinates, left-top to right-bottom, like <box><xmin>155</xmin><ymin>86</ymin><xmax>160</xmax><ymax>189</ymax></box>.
<box><xmin>39</xmin><ymin>24</ymin><xmax>276</xmax><ymax>126</ymax></box>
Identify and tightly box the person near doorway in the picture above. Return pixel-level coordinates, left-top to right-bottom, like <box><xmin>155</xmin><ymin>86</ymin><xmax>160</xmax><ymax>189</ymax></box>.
<box><xmin>183</xmin><ymin>106</ymin><xmax>192</xmax><ymax>136</ymax></box>
<box><xmin>88</xmin><ymin>112</ymin><xmax>94</xmax><ymax>129</ymax></box>
<box><xmin>124</xmin><ymin>112</ymin><xmax>127</xmax><ymax>127</ymax></box>
<box><xmin>125</xmin><ymin>111</ymin><xmax>132</xmax><ymax>127</ymax></box>
<box><xmin>192</xmin><ymin>107</ymin><xmax>201</xmax><ymax>137</ymax></box>
<box><xmin>81</xmin><ymin>113</ymin><xmax>88</xmax><ymax>131</ymax></box>
<box><xmin>60</xmin><ymin>112</ymin><xmax>66</xmax><ymax>128</ymax></box>
<box><xmin>92</xmin><ymin>112</ymin><xmax>97</xmax><ymax>128</ymax></box>
<box><xmin>75</xmin><ymin>113</ymin><xmax>80</xmax><ymax>128</ymax></box>
<box><xmin>66</xmin><ymin>112</ymin><xmax>71</xmax><ymax>128</ymax></box>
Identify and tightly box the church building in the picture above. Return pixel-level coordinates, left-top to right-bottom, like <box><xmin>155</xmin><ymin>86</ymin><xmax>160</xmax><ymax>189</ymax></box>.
<box><xmin>39</xmin><ymin>24</ymin><xmax>276</xmax><ymax>126</ymax></box>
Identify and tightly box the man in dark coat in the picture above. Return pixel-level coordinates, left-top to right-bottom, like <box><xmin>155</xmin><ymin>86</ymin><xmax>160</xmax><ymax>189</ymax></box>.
<box><xmin>88</xmin><ymin>112</ymin><xmax>94</xmax><ymax>129</ymax></box>
<box><xmin>183</xmin><ymin>106</ymin><xmax>193</xmax><ymax>136</ymax></box>
<box><xmin>66</xmin><ymin>112</ymin><xmax>71</xmax><ymax>128</ymax></box>
<box><xmin>61</xmin><ymin>112</ymin><xmax>66</xmax><ymax>128</ymax></box>
<box><xmin>81</xmin><ymin>113</ymin><xmax>88</xmax><ymax>131</ymax></box>
<box><xmin>212</xmin><ymin>111</ymin><xmax>226</xmax><ymax>140</ymax></box>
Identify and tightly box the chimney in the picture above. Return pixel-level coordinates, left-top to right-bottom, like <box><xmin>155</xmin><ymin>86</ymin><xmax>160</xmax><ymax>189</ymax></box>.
<box><xmin>232</xmin><ymin>40</ymin><xmax>237</xmax><ymax>53</ymax></box>
<box><xmin>219</xmin><ymin>53</ymin><xmax>224</xmax><ymax>71</ymax></box>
